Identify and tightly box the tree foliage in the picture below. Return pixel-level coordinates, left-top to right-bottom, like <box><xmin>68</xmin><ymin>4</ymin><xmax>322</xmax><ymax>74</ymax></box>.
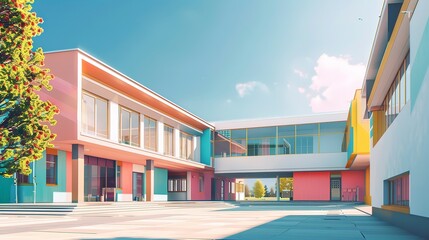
<box><xmin>0</xmin><ymin>0</ymin><xmax>58</xmax><ymax>176</ymax></box>
<box><xmin>279</xmin><ymin>177</ymin><xmax>294</xmax><ymax>191</ymax></box>
<box><xmin>269</xmin><ymin>187</ymin><xmax>275</xmax><ymax>197</ymax></box>
<box><xmin>263</xmin><ymin>185</ymin><xmax>268</xmax><ymax>197</ymax></box>
<box><xmin>253</xmin><ymin>180</ymin><xmax>265</xmax><ymax>198</ymax></box>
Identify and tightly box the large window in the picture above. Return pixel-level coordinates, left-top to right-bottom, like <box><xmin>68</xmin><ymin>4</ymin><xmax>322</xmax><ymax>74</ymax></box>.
<box><xmin>120</xmin><ymin>107</ymin><xmax>139</xmax><ymax>147</ymax></box>
<box><xmin>164</xmin><ymin>125</ymin><xmax>174</xmax><ymax>156</ymax></box>
<box><xmin>180</xmin><ymin>132</ymin><xmax>193</xmax><ymax>160</ymax></box>
<box><xmin>17</xmin><ymin>173</ymin><xmax>30</xmax><ymax>184</ymax></box>
<box><xmin>384</xmin><ymin>53</ymin><xmax>410</xmax><ymax>130</ymax></box>
<box><xmin>214</xmin><ymin>122</ymin><xmax>346</xmax><ymax>157</ymax></box>
<box><xmin>386</xmin><ymin>173</ymin><xmax>409</xmax><ymax>206</ymax></box>
<box><xmin>247</xmin><ymin>127</ymin><xmax>276</xmax><ymax>156</ymax></box>
<box><xmin>199</xmin><ymin>175</ymin><xmax>204</xmax><ymax>192</ymax></box>
<box><xmin>144</xmin><ymin>117</ymin><xmax>157</xmax><ymax>151</ymax></box>
<box><xmin>46</xmin><ymin>154</ymin><xmax>58</xmax><ymax>185</ymax></box>
<box><xmin>168</xmin><ymin>178</ymin><xmax>187</xmax><ymax>192</ymax></box>
<box><xmin>82</xmin><ymin>92</ymin><xmax>108</xmax><ymax>138</ymax></box>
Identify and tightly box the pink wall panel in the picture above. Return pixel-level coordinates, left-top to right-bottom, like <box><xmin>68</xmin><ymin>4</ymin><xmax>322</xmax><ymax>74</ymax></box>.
<box><xmin>121</xmin><ymin>162</ymin><xmax>133</xmax><ymax>194</ymax></box>
<box><xmin>43</xmin><ymin>51</ymin><xmax>79</xmax><ymax>142</ymax></box>
<box><xmin>190</xmin><ymin>171</ymin><xmax>214</xmax><ymax>200</ymax></box>
<box><xmin>294</xmin><ymin>171</ymin><xmax>330</xmax><ymax>201</ymax></box>
<box><xmin>341</xmin><ymin>170</ymin><xmax>365</xmax><ymax>202</ymax></box>
<box><xmin>66</xmin><ymin>151</ymin><xmax>72</xmax><ymax>192</ymax></box>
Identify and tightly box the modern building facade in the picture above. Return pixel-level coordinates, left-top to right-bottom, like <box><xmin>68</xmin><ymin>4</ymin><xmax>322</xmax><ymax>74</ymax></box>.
<box><xmin>362</xmin><ymin>0</ymin><xmax>429</xmax><ymax>237</ymax></box>
<box><xmin>213</xmin><ymin>113</ymin><xmax>368</xmax><ymax>202</ymax></box>
<box><xmin>0</xmin><ymin>49</ymin><xmax>222</xmax><ymax>203</ymax></box>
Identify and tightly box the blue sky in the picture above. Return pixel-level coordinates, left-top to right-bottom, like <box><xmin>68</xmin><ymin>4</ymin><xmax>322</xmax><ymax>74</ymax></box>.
<box><xmin>33</xmin><ymin>0</ymin><xmax>384</xmax><ymax>123</ymax></box>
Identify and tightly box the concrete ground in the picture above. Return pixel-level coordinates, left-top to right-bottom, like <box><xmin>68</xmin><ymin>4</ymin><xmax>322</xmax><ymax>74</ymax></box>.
<box><xmin>0</xmin><ymin>202</ymin><xmax>423</xmax><ymax>240</ymax></box>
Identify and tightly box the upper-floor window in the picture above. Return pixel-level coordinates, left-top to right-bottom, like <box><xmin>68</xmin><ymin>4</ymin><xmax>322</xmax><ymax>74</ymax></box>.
<box><xmin>82</xmin><ymin>92</ymin><xmax>108</xmax><ymax>138</ymax></box>
<box><xmin>180</xmin><ymin>132</ymin><xmax>193</xmax><ymax>160</ymax></box>
<box><xmin>164</xmin><ymin>125</ymin><xmax>174</xmax><ymax>156</ymax></box>
<box><xmin>46</xmin><ymin>154</ymin><xmax>58</xmax><ymax>185</ymax></box>
<box><xmin>144</xmin><ymin>117</ymin><xmax>157</xmax><ymax>151</ymax></box>
<box><xmin>384</xmin><ymin>53</ymin><xmax>410</xmax><ymax>130</ymax></box>
<box><xmin>120</xmin><ymin>107</ymin><xmax>140</xmax><ymax>147</ymax></box>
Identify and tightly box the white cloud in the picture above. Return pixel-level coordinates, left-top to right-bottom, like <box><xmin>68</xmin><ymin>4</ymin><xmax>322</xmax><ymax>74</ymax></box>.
<box><xmin>235</xmin><ymin>81</ymin><xmax>269</xmax><ymax>97</ymax></box>
<box><xmin>299</xmin><ymin>54</ymin><xmax>365</xmax><ymax>113</ymax></box>
<box><xmin>293</xmin><ymin>68</ymin><xmax>308</xmax><ymax>79</ymax></box>
<box><xmin>298</xmin><ymin>87</ymin><xmax>306</xmax><ymax>93</ymax></box>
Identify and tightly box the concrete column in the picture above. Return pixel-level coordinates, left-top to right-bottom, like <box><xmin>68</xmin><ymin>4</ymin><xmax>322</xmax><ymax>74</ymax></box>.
<box><xmin>276</xmin><ymin>176</ymin><xmax>280</xmax><ymax>202</ymax></box>
<box><xmin>72</xmin><ymin>144</ymin><xmax>85</xmax><ymax>203</ymax></box>
<box><xmin>187</xmin><ymin>171</ymin><xmax>192</xmax><ymax>200</ymax></box>
<box><xmin>145</xmin><ymin>159</ymin><xmax>154</xmax><ymax>202</ymax></box>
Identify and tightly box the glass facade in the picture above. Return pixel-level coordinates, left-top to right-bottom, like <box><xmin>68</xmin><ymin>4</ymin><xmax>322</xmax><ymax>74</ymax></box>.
<box><xmin>84</xmin><ymin>156</ymin><xmax>116</xmax><ymax>202</ymax></box>
<box><xmin>81</xmin><ymin>92</ymin><xmax>108</xmax><ymax>138</ymax></box>
<box><xmin>214</xmin><ymin>121</ymin><xmax>346</xmax><ymax>157</ymax></box>
<box><xmin>387</xmin><ymin>173</ymin><xmax>409</xmax><ymax>206</ymax></box>
<box><xmin>120</xmin><ymin>107</ymin><xmax>139</xmax><ymax>147</ymax></box>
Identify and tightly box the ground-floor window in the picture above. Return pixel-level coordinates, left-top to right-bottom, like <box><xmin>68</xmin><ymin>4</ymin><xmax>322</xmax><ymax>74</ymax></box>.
<box><xmin>199</xmin><ymin>175</ymin><xmax>204</xmax><ymax>192</ymax></box>
<box><xmin>387</xmin><ymin>173</ymin><xmax>409</xmax><ymax>206</ymax></box>
<box><xmin>168</xmin><ymin>178</ymin><xmax>187</xmax><ymax>192</ymax></box>
<box><xmin>46</xmin><ymin>154</ymin><xmax>58</xmax><ymax>185</ymax></box>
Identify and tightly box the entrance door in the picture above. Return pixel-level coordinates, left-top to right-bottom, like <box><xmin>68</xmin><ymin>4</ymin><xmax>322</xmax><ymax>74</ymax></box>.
<box><xmin>330</xmin><ymin>178</ymin><xmax>341</xmax><ymax>201</ymax></box>
<box><xmin>133</xmin><ymin>172</ymin><xmax>144</xmax><ymax>201</ymax></box>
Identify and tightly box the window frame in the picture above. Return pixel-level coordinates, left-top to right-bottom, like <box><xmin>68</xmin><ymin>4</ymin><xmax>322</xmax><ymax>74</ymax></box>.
<box><xmin>81</xmin><ymin>91</ymin><xmax>109</xmax><ymax>139</ymax></box>
<box><xmin>144</xmin><ymin>116</ymin><xmax>158</xmax><ymax>151</ymax></box>
<box><xmin>46</xmin><ymin>154</ymin><xmax>58</xmax><ymax>185</ymax></box>
<box><xmin>163</xmin><ymin>125</ymin><xmax>175</xmax><ymax>156</ymax></box>
<box><xmin>119</xmin><ymin>106</ymin><xmax>140</xmax><ymax>147</ymax></box>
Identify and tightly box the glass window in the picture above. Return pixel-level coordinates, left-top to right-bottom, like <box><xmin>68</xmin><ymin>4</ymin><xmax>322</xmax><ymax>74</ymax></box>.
<box><xmin>296</xmin><ymin>124</ymin><xmax>318</xmax><ymax>135</ymax></box>
<box><xmin>296</xmin><ymin>136</ymin><xmax>315</xmax><ymax>154</ymax></box>
<box><xmin>394</xmin><ymin>76</ymin><xmax>400</xmax><ymax>116</ymax></box>
<box><xmin>320</xmin><ymin>133</ymin><xmax>344</xmax><ymax>153</ymax></box>
<box><xmin>168</xmin><ymin>178</ymin><xmax>187</xmax><ymax>192</ymax></box>
<box><xmin>116</xmin><ymin>165</ymin><xmax>121</xmax><ymax>188</ymax></box>
<box><xmin>82</xmin><ymin>92</ymin><xmax>108</xmax><ymax>138</ymax></box>
<box><xmin>120</xmin><ymin>107</ymin><xmax>139</xmax><ymax>147</ymax></box>
<box><xmin>387</xmin><ymin>173</ymin><xmax>409</xmax><ymax>206</ymax></box>
<box><xmin>277</xmin><ymin>136</ymin><xmax>295</xmax><ymax>154</ymax></box>
<box><xmin>17</xmin><ymin>173</ymin><xmax>30</xmax><ymax>184</ymax></box>
<box><xmin>164</xmin><ymin>125</ymin><xmax>174</xmax><ymax>156</ymax></box>
<box><xmin>247</xmin><ymin>127</ymin><xmax>276</xmax><ymax>138</ymax></box>
<box><xmin>320</xmin><ymin>122</ymin><xmax>346</xmax><ymax>134</ymax></box>
<box><xmin>247</xmin><ymin>138</ymin><xmax>276</xmax><ymax>156</ymax></box>
<box><xmin>231</xmin><ymin>129</ymin><xmax>246</xmax><ymax>157</ymax></box>
<box><xmin>405</xmin><ymin>53</ymin><xmax>410</xmax><ymax>103</ymax></box>
<box><xmin>278</xmin><ymin>126</ymin><xmax>295</xmax><ymax>136</ymax></box>
<box><xmin>46</xmin><ymin>154</ymin><xmax>58</xmax><ymax>185</ymax></box>
<box><xmin>214</xmin><ymin>131</ymin><xmax>230</xmax><ymax>157</ymax></box>
<box><xmin>144</xmin><ymin>117</ymin><xmax>157</xmax><ymax>151</ymax></box>
<box><xmin>400</xmin><ymin>64</ymin><xmax>406</xmax><ymax>110</ymax></box>
<box><xmin>180</xmin><ymin>132</ymin><xmax>193</xmax><ymax>160</ymax></box>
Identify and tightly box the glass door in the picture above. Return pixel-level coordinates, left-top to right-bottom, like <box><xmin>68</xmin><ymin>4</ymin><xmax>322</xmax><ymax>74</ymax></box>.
<box><xmin>133</xmin><ymin>172</ymin><xmax>144</xmax><ymax>201</ymax></box>
<box><xmin>84</xmin><ymin>156</ymin><xmax>116</xmax><ymax>202</ymax></box>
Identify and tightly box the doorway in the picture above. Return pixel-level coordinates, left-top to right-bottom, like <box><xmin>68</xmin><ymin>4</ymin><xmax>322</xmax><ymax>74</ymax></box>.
<box><xmin>132</xmin><ymin>172</ymin><xmax>144</xmax><ymax>201</ymax></box>
<box><xmin>84</xmin><ymin>156</ymin><xmax>116</xmax><ymax>202</ymax></box>
<box><xmin>330</xmin><ymin>177</ymin><xmax>341</xmax><ymax>201</ymax></box>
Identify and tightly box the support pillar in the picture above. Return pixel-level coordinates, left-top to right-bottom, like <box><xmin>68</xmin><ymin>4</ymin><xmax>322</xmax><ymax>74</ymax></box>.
<box><xmin>276</xmin><ymin>176</ymin><xmax>280</xmax><ymax>202</ymax></box>
<box><xmin>72</xmin><ymin>144</ymin><xmax>84</xmax><ymax>203</ymax></box>
<box><xmin>145</xmin><ymin>159</ymin><xmax>154</xmax><ymax>202</ymax></box>
<box><xmin>187</xmin><ymin>171</ymin><xmax>192</xmax><ymax>200</ymax></box>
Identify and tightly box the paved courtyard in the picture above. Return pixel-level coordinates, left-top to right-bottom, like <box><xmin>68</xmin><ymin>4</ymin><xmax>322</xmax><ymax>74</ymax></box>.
<box><xmin>0</xmin><ymin>202</ymin><xmax>423</xmax><ymax>240</ymax></box>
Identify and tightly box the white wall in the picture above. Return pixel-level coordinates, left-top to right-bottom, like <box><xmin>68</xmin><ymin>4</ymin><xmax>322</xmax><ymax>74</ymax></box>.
<box><xmin>214</xmin><ymin>152</ymin><xmax>347</xmax><ymax>174</ymax></box>
<box><xmin>371</xmin><ymin>1</ymin><xmax>429</xmax><ymax>218</ymax></box>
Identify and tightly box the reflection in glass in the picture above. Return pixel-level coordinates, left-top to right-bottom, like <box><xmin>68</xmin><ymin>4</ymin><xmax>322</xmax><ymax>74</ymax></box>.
<box><xmin>278</xmin><ymin>137</ymin><xmax>295</xmax><ymax>154</ymax></box>
<box><xmin>144</xmin><ymin>117</ymin><xmax>157</xmax><ymax>151</ymax></box>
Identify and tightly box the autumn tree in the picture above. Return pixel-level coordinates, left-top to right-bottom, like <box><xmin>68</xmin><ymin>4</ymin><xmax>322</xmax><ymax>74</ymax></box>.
<box><xmin>0</xmin><ymin>0</ymin><xmax>58</xmax><ymax>176</ymax></box>
<box><xmin>263</xmin><ymin>185</ymin><xmax>268</xmax><ymax>197</ymax></box>
<box><xmin>253</xmin><ymin>180</ymin><xmax>265</xmax><ymax>198</ymax></box>
<box><xmin>269</xmin><ymin>187</ymin><xmax>275</xmax><ymax>197</ymax></box>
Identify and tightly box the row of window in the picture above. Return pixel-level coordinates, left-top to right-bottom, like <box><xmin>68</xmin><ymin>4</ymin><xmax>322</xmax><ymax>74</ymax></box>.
<box><xmin>383</xmin><ymin>53</ymin><xmax>410</xmax><ymax>130</ymax></box>
<box><xmin>386</xmin><ymin>173</ymin><xmax>409</xmax><ymax>207</ymax></box>
<box><xmin>168</xmin><ymin>176</ymin><xmax>205</xmax><ymax>193</ymax></box>
<box><xmin>17</xmin><ymin>154</ymin><xmax>57</xmax><ymax>185</ymax></box>
<box><xmin>214</xmin><ymin>122</ymin><xmax>346</xmax><ymax>157</ymax></box>
<box><xmin>81</xmin><ymin>92</ymin><xmax>194</xmax><ymax>160</ymax></box>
